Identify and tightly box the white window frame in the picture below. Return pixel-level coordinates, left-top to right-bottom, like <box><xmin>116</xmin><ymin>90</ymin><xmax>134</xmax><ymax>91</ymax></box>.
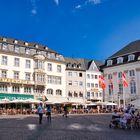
<box><xmin>117</xmin><ymin>57</ymin><xmax>123</xmax><ymax>64</ymax></box>
<box><xmin>107</xmin><ymin>60</ymin><xmax>112</xmax><ymax>66</ymax></box>
<box><xmin>128</xmin><ymin>54</ymin><xmax>135</xmax><ymax>61</ymax></box>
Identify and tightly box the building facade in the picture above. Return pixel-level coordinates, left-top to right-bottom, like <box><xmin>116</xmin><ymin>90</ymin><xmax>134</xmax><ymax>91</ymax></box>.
<box><xmin>85</xmin><ymin>60</ymin><xmax>103</xmax><ymax>102</ymax></box>
<box><xmin>0</xmin><ymin>36</ymin><xmax>66</xmax><ymax>102</ymax></box>
<box><xmin>65</xmin><ymin>58</ymin><xmax>103</xmax><ymax>104</ymax></box>
<box><xmin>102</xmin><ymin>40</ymin><xmax>140</xmax><ymax>105</ymax></box>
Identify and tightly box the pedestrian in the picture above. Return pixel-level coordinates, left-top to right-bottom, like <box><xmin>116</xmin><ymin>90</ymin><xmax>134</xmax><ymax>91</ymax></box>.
<box><xmin>46</xmin><ymin>105</ymin><xmax>51</xmax><ymax>123</ymax></box>
<box><xmin>63</xmin><ymin>105</ymin><xmax>68</xmax><ymax>118</ymax></box>
<box><xmin>37</xmin><ymin>103</ymin><xmax>44</xmax><ymax>124</ymax></box>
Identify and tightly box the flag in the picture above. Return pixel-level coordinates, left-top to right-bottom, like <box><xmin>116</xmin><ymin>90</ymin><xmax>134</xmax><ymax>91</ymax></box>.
<box><xmin>122</xmin><ymin>72</ymin><xmax>128</xmax><ymax>87</ymax></box>
<box><xmin>99</xmin><ymin>75</ymin><xmax>106</xmax><ymax>89</ymax></box>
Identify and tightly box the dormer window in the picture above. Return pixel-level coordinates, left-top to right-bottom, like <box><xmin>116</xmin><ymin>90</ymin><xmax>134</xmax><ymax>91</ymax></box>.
<box><xmin>73</xmin><ymin>63</ymin><xmax>76</xmax><ymax>68</ymax></box>
<box><xmin>128</xmin><ymin>54</ymin><xmax>135</xmax><ymax>61</ymax></box>
<box><xmin>117</xmin><ymin>57</ymin><xmax>123</xmax><ymax>64</ymax></box>
<box><xmin>35</xmin><ymin>44</ymin><xmax>38</xmax><ymax>48</ymax></box>
<box><xmin>67</xmin><ymin>63</ymin><xmax>71</xmax><ymax>68</ymax></box>
<box><xmin>24</xmin><ymin>42</ymin><xmax>28</xmax><ymax>46</ymax></box>
<box><xmin>3</xmin><ymin>37</ymin><xmax>7</xmax><ymax>42</ymax></box>
<box><xmin>14</xmin><ymin>40</ymin><xmax>18</xmax><ymax>44</ymax></box>
<box><xmin>14</xmin><ymin>46</ymin><xmax>20</xmax><ymax>53</ymax></box>
<box><xmin>107</xmin><ymin>60</ymin><xmax>112</xmax><ymax>66</ymax></box>
<box><xmin>2</xmin><ymin>43</ymin><xmax>8</xmax><ymax>51</ymax></box>
<box><xmin>77</xmin><ymin>64</ymin><xmax>81</xmax><ymax>68</ymax></box>
<box><xmin>25</xmin><ymin>48</ymin><xmax>30</xmax><ymax>54</ymax></box>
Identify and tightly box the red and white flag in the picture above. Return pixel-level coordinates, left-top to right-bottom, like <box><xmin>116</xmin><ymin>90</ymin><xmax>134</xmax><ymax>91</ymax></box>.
<box><xmin>122</xmin><ymin>73</ymin><xmax>128</xmax><ymax>87</ymax></box>
<box><xmin>99</xmin><ymin>75</ymin><xmax>106</xmax><ymax>89</ymax></box>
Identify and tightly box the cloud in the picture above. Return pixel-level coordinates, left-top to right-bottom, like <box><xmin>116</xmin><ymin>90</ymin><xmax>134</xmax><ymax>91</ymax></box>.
<box><xmin>30</xmin><ymin>0</ymin><xmax>37</xmax><ymax>15</ymax></box>
<box><xmin>75</xmin><ymin>5</ymin><xmax>82</xmax><ymax>9</ymax></box>
<box><xmin>75</xmin><ymin>0</ymin><xmax>102</xmax><ymax>10</ymax></box>
<box><xmin>87</xmin><ymin>0</ymin><xmax>101</xmax><ymax>5</ymax></box>
<box><xmin>54</xmin><ymin>0</ymin><xmax>59</xmax><ymax>6</ymax></box>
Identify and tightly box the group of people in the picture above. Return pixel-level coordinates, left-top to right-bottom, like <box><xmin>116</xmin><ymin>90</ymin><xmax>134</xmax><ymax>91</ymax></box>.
<box><xmin>110</xmin><ymin>104</ymin><xmax>140</xmax><ymax>129</ymax></box>
<box><xmin>37</xmin><ymin>103</ymin><xmax>68</xmax><ymax>124</ymax></box>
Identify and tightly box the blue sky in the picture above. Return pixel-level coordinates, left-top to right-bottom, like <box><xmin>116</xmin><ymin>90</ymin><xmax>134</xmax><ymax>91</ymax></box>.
<box><xmin>0</xmin><ymin>0</ymin><xmax>140</xmax><ymax>61</ymax></box>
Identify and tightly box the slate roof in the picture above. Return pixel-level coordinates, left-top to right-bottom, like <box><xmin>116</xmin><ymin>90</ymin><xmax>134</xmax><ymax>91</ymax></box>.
<box><xmin>0</xmin><ymin>36</ymin><xmax>57</xmax><ymax>53</ymax></box>
<box><xmin>108</xmin><ymin>40</ymin><xmax>140</xmax><ymax>59</ymax></box>
<box><xmin>65</xmin><ymin>57</ymin><xmax>103</xmax><ymax>71</ymax></box>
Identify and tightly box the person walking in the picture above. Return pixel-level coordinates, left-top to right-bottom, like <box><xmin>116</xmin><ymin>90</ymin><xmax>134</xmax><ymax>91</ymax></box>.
<box><xmin>63</xmin><ymin>105</ymin><xmax>68</xmax><ymax>118</ymax></box>
<box><xmin>46</xmin><ymin>105</ymin><xmax>51</xmax><ymax>123</ymax></box>
<box><xmin>37</xmin><ymin>103</ymin><xmax>44</xmax><ymax>124</ymax></box>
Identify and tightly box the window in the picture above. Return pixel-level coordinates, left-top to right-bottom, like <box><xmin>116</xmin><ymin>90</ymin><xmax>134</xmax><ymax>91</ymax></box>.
<box><xmin>87</xmin><ymin>74</ymin><xmax>90</xmax><ymax>79</ymax></box>
<box><xmin>68</xmin><ymin>81</ymin><xmax>72</xmax><ymax>85</ymax></box>
<box><xmin>79</xmin><ymin>73</ymin><xmax>82</xmax><ymax>77</ymax></box>
<box><xmin>74</xmin><ymin>92</ymin><xmax>78</xmax><ymax>97</ymax></box>
<box><xmin>47</xmin><ymin>89</ymin><xmax>53</xmax><ymax>95</ymax></box>
<box><xmin>118</xmin><ymin>72</ymin><xmax>122</xmax><ymax>78</ymax></box>
<box><xmin>96</xmin><ymin>92</ymin><xmax>98</xmax><ymax>97</ymax></box>
<box><xmin>87</xmin><ymin>92</ymin><xmax>90</xmax><ymax>97</ymax></box>
<box><xmin>73</xmin><ymin>64</ymin><xmax>77</xmax><ymax>68</ymax></box>
<box><xmin>117</xmin><ymin>57</ymin><xmax>123</xmax><ymax>64</ymax></box>
<box><xmin>14</xmin><ymin>46</ymin><xmax>20</xmax><ymax>53</ymax></box>
<box><xmin>79</xmin><ymin>81</ymin><xmax>83</xmax><ymax>86</ymax></box>
<box><xmin>91</xmin><ymin>74</ymin><xmax>94</xmax><ymax>79</ymax></box>
<box><xmin>1</xmin><ymin>56</ymin><xmax>8</xmax><ymax>65</ymax></box>
<box><xmin>74</xmin><ymin>81</ymin><xmax>78</xmax><ymax>86</ymax></box>
<box><xmin>91</xmin><ymin>92</ymin><xmax>94</xmax><ymax>97</ymax></box>
<box><xmin>36</xmin><ymin>74</ymin><xmax>45</xmax><ymax>82</ymax></box>
<box><xmin>128</xmin><ymin>55</ymin><xmax>135</xmax><ymax>61</ymax></box>
<box><xmin>87</xmin><ymin>83</ymin><xmax>90</xmax><ymax>88</ymax></box>
<box><xmin>68</xmin><ymin>72</ymin><xmax>72</xmax><ymax>76</ymax></box>
<box><xmin>57</xmin><ymin>65</ymin><xmax>61</xmax><ymax>72</ymax></box>
<box><xmin>108</xmin><ymin>84</ymin><xmax>113</xmax><ymax>95</ymax></box>
<box><xmin>129</xmin><ymin>70</ymin><xmax>135</xmax><ymax>77</ymax></box>
<box><xmin>79</xmin><ymin>92</ymin><xmax>83</xmax><ymax>97</ymax></box>
<box><xmin>108</xmin><ymin>74</ymin><xmax>112</xmax><ymax>80</ymax></box>
<box><xmin>25</xmin><ymin>60</ymin><xmax>31</xmax><ymax>68</ymax></box>
<box><xmin>56</xmin><ymin>89</ymin><xmax>62</xmax><ymax>96</ymax></box>
<box><xmin>14</xmin><ymin>71</ymin><xmax>19</xmax><ymax>79</ymax></box>
<box><xmin>0</xmin><ymin>85</ymin><xmax>7</xmax><ymax>92</ymax></box>
<box><xmin>12</xmin><ymin>86</ymin><xmax>20</xmax><ymax>93</ymax></box>
<box><xmin>47</xmin><ymin>63</ymin><xmax>52</xmax><ymax>71</ymax></box>
<box><xmin>2</xmin><ymin>43</ymin><xmax>8</xmax><ymax>51</ymax></box>
<box><xmin>14</xmin><ymin>58</ymin><xmax>20</xmax><ymax>67</ymax></box>
<box><xmin>130</xmin><ymin>80</ymin><xmax>136</xmax><ymax>94</ymax></box>
<box><xmin>95</xmin><ymin>83</ymin><xmax>98</xmax><ymax>88</ymax></box>
<box><xmin>67</xmin><ymin>63</ymin><xmax>71</xmax><ymax>68</ymax></box>
<box><xmin>118</xmin><ymin>83</ymin><xmax>123</xmax><ymax>94</ymax></box>
<box><xmin>47</xmin><ymin>75</ymin><xmax>61</xmax><ymax>85</ymax></box>
<box><xmin>107</xmin><ymin>60</ymin><xmax>112</xmax><ymax>66</ymax></box>
<box><xmin>25</xmin><ymin>48</ymin><xmax>30</xmax><ymax>54</ymax></box>
<box><xmin>73</xmin><ymin>72</ymin><xmax>78</xmax><ymax>77</ymax></box>
<box><xmin>95</xmin><ymin>75</ymin><xmax>98</xmax><ymax>79</ymax></box>
<box><xmin>25</xmin><ymin>73</ymin><xmax>31</xmax><ymax>80</ymax></box>
<box><xmin>1</xmin><ymin>70</ymin><xmax>7</xmax><ymax>78</ymax></box>
<box><xmin>24</xmin><ymin>87</ymin><xmax>31</xmax><ymax>94</ymax></box>
<box><xmin>91</xmin><ymin>83</ymin><xmax>94</xmax><ymax>88</ymax></box>
<box><xmin>68</xmin><ymin>91</ymin><xmax>72</xmax><ymax>97</ymax></box>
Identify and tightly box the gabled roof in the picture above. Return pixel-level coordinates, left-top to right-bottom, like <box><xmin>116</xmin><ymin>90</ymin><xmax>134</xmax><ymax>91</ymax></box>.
<box><xmin>108</xmin><ymin>40</ymin><xmax>140</xmax><ymax>59</ymax></box>
<box><xmin>65</xmin><ymin>57</ymin><xmax>103</xmax><ymax>71</ymax></box>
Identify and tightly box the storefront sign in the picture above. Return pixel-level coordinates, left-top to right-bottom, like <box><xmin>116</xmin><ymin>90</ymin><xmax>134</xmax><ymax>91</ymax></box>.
<box><xmin>0</xmin><ymin>78</ymin><xmax>33</xmax><ymax>85</ymax></box>
<box><xmin>0</xmin><ymin>93</ymin><xmax>34</xmax><ymax>100</ymax></box>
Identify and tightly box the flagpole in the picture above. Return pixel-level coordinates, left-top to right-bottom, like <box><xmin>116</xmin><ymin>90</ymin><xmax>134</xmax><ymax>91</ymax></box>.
<box><xmin>123</xmin><ymin>87</ymin><xmax>126</xmax><ymax>110</ymax></box>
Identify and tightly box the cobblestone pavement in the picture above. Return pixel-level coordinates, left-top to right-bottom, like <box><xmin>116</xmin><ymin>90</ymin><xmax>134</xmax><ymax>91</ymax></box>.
<box><xmin>0</xmin><ymin>114</ymin><xmax>140</xmax><ymax>140</ymax></box>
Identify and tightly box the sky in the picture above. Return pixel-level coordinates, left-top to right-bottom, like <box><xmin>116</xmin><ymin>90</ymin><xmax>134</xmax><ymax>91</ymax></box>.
<box><xmin>0</xmin><ymin>0</ymin><xmax>140</xmax><ymax>62</ymax></box>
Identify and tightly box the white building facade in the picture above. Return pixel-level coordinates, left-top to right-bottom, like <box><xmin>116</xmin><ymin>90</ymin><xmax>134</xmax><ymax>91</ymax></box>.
<box><xmin>86</xmin><ymin>60</ymin><xmax>103</xmax><ymax>102</ymax></box>
<box><xmin>0</xmin><ymin>36</ymin><xmax>66</xmax><ymax>102</ymax></box>
<box><xmin>102</xmin><ymin>40</ymin><xmax>140</xmax><ymax>105</ymax></box>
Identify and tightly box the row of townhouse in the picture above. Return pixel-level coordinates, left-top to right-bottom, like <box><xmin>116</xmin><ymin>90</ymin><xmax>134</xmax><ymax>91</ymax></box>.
<box><xmin>102</xmin><ymin>40</ymin><xmax>140</xmax><ymax>105</ymax></box>
<box><xmin>0</xmin><ymin>36</ymin><xmax>103</xmax><ymax>104</ymax></box>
